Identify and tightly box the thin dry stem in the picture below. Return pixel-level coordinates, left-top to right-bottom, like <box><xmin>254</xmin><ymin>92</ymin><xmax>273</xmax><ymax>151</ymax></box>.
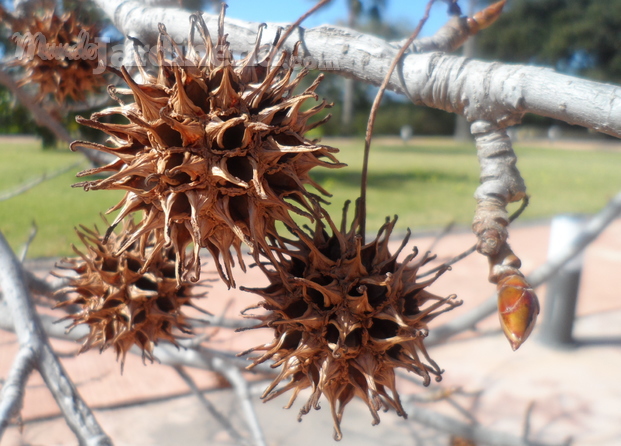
<box><xmin>359</xmin><ymin>0</ymin><xmax>435</xmax><ymax>241</ymax></box>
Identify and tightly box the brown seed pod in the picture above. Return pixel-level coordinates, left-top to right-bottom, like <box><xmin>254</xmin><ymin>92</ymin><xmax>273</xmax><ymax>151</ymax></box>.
<box><xmin>240</xmin><ymin>201</ymin><xmax>462</xmax><ymax>440</ymax></box>
<box><xmin>71</xmin><ymin>12</ymin><xmax>343</xmax><ymax>288</ymax></box>
<box><xmin>54</xmin><ymin>220</ymin><xmax>204</xmax><ymax>368</ymax></box>
<box><xmin>1</xmin><ymin>8</ymin><xmax>106</xmax><ymax>104</ymax></box>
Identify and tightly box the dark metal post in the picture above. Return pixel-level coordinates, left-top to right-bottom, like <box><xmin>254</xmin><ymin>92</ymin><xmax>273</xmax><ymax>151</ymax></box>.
<box><xmin>539</xmin><ymin>214</ymin><xmax>586</xmax><ymax>347</ymax></box>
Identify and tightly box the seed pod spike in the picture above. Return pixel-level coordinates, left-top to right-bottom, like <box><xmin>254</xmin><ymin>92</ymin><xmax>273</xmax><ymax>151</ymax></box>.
<box><xmin>73</xmin><ymin>9</ymin><xmax>343</xmax><ymax>286</ymax></box>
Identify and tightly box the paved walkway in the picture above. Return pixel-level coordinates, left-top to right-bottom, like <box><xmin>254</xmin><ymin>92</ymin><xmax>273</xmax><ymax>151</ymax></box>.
<box><xmin>1</xmin><ymin>218</ymin><xmax>621</xmax><ymax>445</ymax></box>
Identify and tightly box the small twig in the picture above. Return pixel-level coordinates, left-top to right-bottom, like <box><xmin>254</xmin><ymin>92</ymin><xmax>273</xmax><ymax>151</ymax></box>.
<box><xmin>427</xmin><ymin>221</ymin><xmax>455</xmax><ymax>254</ymax></box>
<box><xmin>174</xmin><ymin>366</ymin><xmax>248</xmax><ymax>445</ymax></box>
<box><xmin>23</xmin><ymin>270</ymin><xmax>70</xmax><ymax>303</ymax></box>
<box><xmin>211</xmin><ymin>362</ymin><xmax>266</xmax><ymax>446</ymax></box>
<box><xmin>420</xmin><ymin>197</ymin><xmax>529</xmax><ymax>278</ymax></box>
<box><xmin>0</xmin><ymin>346</ymin><xmax>36</xmax><ymax>434</ymax></box>
<box><xmin>523</xmin><ymin>401</ymin><xmax>535</xmax><ymax>440</ymax></box>
<box><xmin>0</xmin><ymin>161</ymin><xmax>84</xmax><ymax>203</ymax></box>
<box><xmin>359</xmin><ymin>0</ymin><xmax>436</xmax><ymax>241</ymax></box>
<box><xmin>403</xmin><ymin>400</ymin><xmax>563</xmax><ymax>446</ymax></box>
<box><xmin>446</xmin><ymin>396</ymin><xmax>478</xmax><ymax>424</ymax></box>
<box><xmin>200</xmin><ymin>298</ymin><xmax>237</xmax><ymax>342</ymax></box>
<box><xmin>191</xmin><ymin>315</ymin><xmax>256</xmax><ymax>330</ymax></box>
<box><xmin>18</xmin><ymin>223</ymin><xmax>38</xmax><ymax>263</ymax></box>
<box><xmin>267</xmin><ymin>0</ymin><xmax>331</xmax><ymax>61</ymax></box>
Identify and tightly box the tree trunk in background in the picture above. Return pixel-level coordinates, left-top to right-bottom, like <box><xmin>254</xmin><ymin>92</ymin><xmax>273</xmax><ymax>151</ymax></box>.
<box><xmin>454</xmin><ymin>0</ymin><xmax>476</xmax><ymax>141</ymax></box>
<box><xmin>342</xmin><ymin>78</ymin><xmax>355</xmax><ymax>134</ymax></box>
<box><xmin>341</xmin><ymin>2</ymin><xmax>357</xmax><ymax>135</ymax></box>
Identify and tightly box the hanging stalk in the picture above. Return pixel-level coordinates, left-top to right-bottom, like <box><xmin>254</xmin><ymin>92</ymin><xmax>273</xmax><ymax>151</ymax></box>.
<box><xmin>359</xmin><ymin>0</ymin><xmax>436</xmax><ymax>241</ymax></box>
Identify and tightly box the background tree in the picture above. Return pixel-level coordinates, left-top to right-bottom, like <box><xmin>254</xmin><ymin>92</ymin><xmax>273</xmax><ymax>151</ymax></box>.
<box><xmin>477</xmin><ymin>0</ymin><xmax>621</xmax><ymax>82</ymax></box>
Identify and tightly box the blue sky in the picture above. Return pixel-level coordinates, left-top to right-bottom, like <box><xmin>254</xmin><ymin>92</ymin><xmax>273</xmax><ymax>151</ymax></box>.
<box><xmin>225</xmin><ymin>0</ymin><xmax>452</xmax><ymax>37</ymax></box>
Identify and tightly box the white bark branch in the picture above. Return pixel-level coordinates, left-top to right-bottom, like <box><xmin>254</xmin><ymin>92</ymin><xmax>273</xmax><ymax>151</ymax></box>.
<box><xmin>174</xmin><ymin>366</ymin><xmax>248</xmax><ymax>445</ymax></box>
<box><xmin>0</xmin><ymin>233</ymin><xmax>112</xmax><ymax>446</ymax></box>
<box><xmin>0</xmin><ymin>345</ymin><xmax>36</xmax><ymax>434</ymax></box>
<box><xmin>94</xmin><ymin>0</ymin><xmax>621</xmax><ymax>138</ymax></box>
<box><xmin>210</xmin><ymin>360</ymin><xmax>266</xmax><ymax>446</ymax></box>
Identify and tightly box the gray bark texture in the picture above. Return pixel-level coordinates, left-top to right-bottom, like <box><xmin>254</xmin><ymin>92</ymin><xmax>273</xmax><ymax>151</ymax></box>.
<box><xmin>94</xmin><ymin>0</ymin><xmax>621</xmax><ymax>137</ymax></box>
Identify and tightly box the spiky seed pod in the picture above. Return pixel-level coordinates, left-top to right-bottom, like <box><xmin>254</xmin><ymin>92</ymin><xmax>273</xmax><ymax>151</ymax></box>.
<box><xmin>55</xmin><ymin>221</ymin><xmax>203</xmax><ymax>367</ymax></box>
<box><xmin>71</xmin><ymin>13</ymin><xmax>343</xmax><ymax>288</ymax></box>
<box><xmin>240</xmin><ymin>202</ymin><xmax>462</xmax><ymax>440</ymax></box>
<box><xmin>1</xmin><ymin>8</ymin><xmax>106</xmax><ymax>104</ymax></box>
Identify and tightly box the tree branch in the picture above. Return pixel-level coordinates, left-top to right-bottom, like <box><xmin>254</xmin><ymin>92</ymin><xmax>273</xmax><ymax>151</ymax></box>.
<box><xmin>174</xmin><ymin>366</ymin><xmax>248</xmax><ymax>445</ymax></box>
<box><xmin>0</xmin><ymin>67</ymin><xmax>115</xmax><ymax>166</ymax></box>
<box><xmin>209</xmin><ymin>359</ymin><xmax>266</xmax><ymax>446</ymax></box>
<box><xmin>427</xmin><ymin>189</ymin><xmax>621</xmax><ymax>346</ymax></box>
<box><xmin>93</xmin><ymin>0</ymin><xmax>621</xmax><ymax>138</ymax></box>
<box><xmin>0</xmin><ymin>161</ymin><xmax>84</xmax><ymax>203</ymax></box>
<box><xmin>0</xmin><ymin>345</ymin><xmax>36</xmax><ymax>434</ymax></box>
<box><xmin>0</xmin><ymin>68</ymin><xmax>72</xmax><ymax>143</ymax></box>
<box><xmin>0</xmin><ymin>232</ymin><xmax>112</xmax><ymax>446</ymax></box>
<box><xmin>402</xmin><ymin>398</ymin><xmax>566</xmax><ymax>446</ymax></box>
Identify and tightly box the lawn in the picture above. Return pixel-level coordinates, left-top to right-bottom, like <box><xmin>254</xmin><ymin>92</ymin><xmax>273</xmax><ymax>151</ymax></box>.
<box><xmin>1</xmin><ymin>136</ymin><xmax>621</xmax><ymax>258</ymax></box>
<box><xmin>0</xmin><ymin>139</ymin><xmax>124</xmax><ymax>258</ymax></box>
<box><xmin>314</xmin><ymin>137</ymin><xmax>621</xmax><ymax>232</ymax></box>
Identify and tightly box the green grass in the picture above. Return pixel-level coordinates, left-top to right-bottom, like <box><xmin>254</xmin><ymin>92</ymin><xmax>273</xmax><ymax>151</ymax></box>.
<box><xmin>2</xmin><ymin>137</ymin><xmax>621</xmax><ymax>259</ymax></box>
<box><xmin>312</xmin><ymin>137</ymin><xmax>621</xmax><ymax>232</ymax></box>
<box><xmin>0</xmin><ymin>140</ymin><xmax>124</xmax><ymax>258</ymax></box>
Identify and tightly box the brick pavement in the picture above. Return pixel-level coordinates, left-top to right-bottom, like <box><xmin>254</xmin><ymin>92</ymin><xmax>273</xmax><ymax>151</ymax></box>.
<box><xmin>2</xmin><ymin>218</ymin><xmax>621</xmax><ymax>445</ymax></box>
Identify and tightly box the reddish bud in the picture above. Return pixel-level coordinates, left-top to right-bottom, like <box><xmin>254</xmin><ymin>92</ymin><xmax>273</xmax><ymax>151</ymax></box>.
<box><xmin>469</xmin><ymin>0</ymin><xmax>507</xmax><ymax>34</ymax></box>
<box><xmin>497</xmin><ymin>274</ymin><xmax>540</xmax><ymax>351</ymax></box>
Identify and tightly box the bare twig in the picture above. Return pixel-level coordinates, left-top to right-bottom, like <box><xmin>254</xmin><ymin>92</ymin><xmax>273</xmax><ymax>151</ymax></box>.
<box><xmin>0</xmin><ymin>68</ymin><xmax>72</xmax><ymax>144</ymax></box>
<box><xmin>420</xmin><ymin>197</ymin><xmax>529</xmax><ymax>279</ymax></box>
<box><xmin>0</xmin><ymin>232</ymin><xmax>112</xmax><ymax>445</ymax></box>
<box><xmin>426</xmin><ymin>221</ymin><xmax>455</xmax><ymax>254</ymax></box>
<box><xmin>0</xmin><ymin>161</ymin><xmax>84</xmax><ymax>203</ymax></box>
<box><xmin>359</xmin><ymin>0</ymin><xmax>435</xmax><ymax>241</ymax></box>
<box><xmin>23</xmin><ymin>269</ymin><xmax>70</xmax><ymax>303</ymax></box>
<box><xmin>174</xmin><ymin>366</ymin><xmax>248</xmax><ymax>445</ymax></box>
<box><xmin>268</xmin><ymin>0</ymin><xmax>331</xmax><ymax>61</ymax></box>
<box><xmin>0</xmin><ymin>67</ymin><xmax>114</xmax><ymax>166</ymax></box>
<box><xmin>211</xmin><ymin>362</ymin><xmax>266</xmax><ymax>446</ymax></box>
<box><xmin>0</xmin><ymin>346</ymin><xmax>36</xmax><ymax>434</ymax></box>
<box><xmin>405</xmin><ymin>0</ymin><xmax>507</xmax><ymax>54</ymax></box>
<box><xmin>18</xmin><ymin>223</ymin><xmax>38</xmax><ymax>262</ymax></box>
<box><xmin>402</xmin><ymin>399</ymin><xmax>565</xmax><ymax>446</ymax></box>
<box><xmin>523</xmin><ymin>401</ymin><xmax>536</xmax><ymax>440</ymax></box>
<box><xmin>427</xmin><ymin>190</ymin><xmax>621</xmax><ymax>345</ymax></box>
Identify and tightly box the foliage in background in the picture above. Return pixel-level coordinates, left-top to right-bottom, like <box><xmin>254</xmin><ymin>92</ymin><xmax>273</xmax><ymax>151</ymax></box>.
<box><xmin>476</xmin><ymin>0</ymin><xmax>621</xmax><ymax>82</ymax></box>
<box><xmin>3</xmin><ymin>138</ymin><xmax>621</xmax><ymax>258</ymax></box>
<box><xmin>307</xmin><ymin>71</ymin><xmax>456</xmax><ymax>137</ymax></box>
